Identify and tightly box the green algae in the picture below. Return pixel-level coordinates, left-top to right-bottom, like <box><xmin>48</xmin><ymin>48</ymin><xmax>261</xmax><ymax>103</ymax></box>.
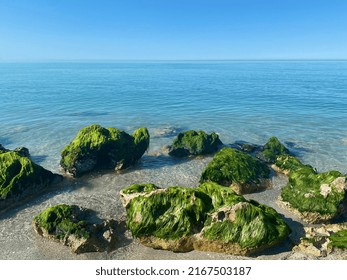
<box><xmin>198</xmin><ymin>182</ymin><xmax>246</xmax><ymax>209</ymax></box>
<box><xmin>273</xmin><ymin>145</ymin><xmax>347</xmax><ymax>221</ymax></box>
<box><xmin>125</xmin><ymin>186</ymin><xmax>212</xmax><ymax>239</ymax></box>
<box><xmin>60</xmin><ymin>124</ymin><xmax>150</xmax><ymax>176</ymax></box>
<box><xmin>259</xmin><ymin>136</ymin><xmax>290</xmax><ymax>163</ymax></box>
<box><xmin>121</xmin><ymin>183</ymin><xmax>159</xmax><ymax>195</ymax></box>
<box><xmin>203</xmin><ymin>200</ymin><xmax>290</xmax><ymax>249</ymax></box>
<box><xmin>0</xmin><ymin>151</ymin><xmax>56</xmax><ymax>202</ymax></box>
<box><xmin>281</xmin><ymin>168</ymin><xmax>345</xmax><ymax>216</ymax></box>
<box><xmin>168</xmin><ymin>130</ymin><xmax>222</xmax><ymax>157</ymax></box>
<box><xmin>122</xmin><ymin>182</ymin><xmax>290</xmax><ymax>251</ymax></box>
<box><xmin>275</xmin><ymin>155</ymin><xmax>315</xmax><ymax>173</ymax></box>
<box><xmin>33</xmin><ymin>204</ymin><xmax>90</xmax><ymax>239</ymax></box>
<box><xmin>329</xmin><ymin>230</ymin><xmax>347</xmax><ymax>249</ymax></box>
<box><xmin>200</xmin><ymin>147</ymin><xmax>270</xmax><ymax>188</ymax></box>
<box><xmin>133</xmin><ymin>127</ymin><xmax>151</xmax><ymax>159</ymax></box>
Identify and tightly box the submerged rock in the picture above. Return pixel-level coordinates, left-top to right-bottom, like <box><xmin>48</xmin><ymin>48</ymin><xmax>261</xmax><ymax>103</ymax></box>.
<box><xmin>257</xmin><ymin>136</ymin><xmax>291</xmax><ymax>163</ymax></box>
<box><xmin>60</xmin><ymin>124</ymin><xmax>150</xmax><ymax>177</ymax></box>
<box><xmin>168</xmin><ymin>130</ymin><xmax>222</xmax><ymax>158</ymax></box>
<box><xmin>33</xmin><ymin>204</ymin><xmax>117</xmax><ymax>254</ymax></box>
<box><xmin>120</xmin><ymin>182</ymin><xmax>290</xmax><ymax>256</ymax></box>
<box><xmin>200</xmin><ymin>147</ymin><xmax>271</xmax><ymax>194</ymax></box>
<box><xmin>0</xmin><ymin>149</ymin><xmax>62</xmax><ymax>211</ymax></box>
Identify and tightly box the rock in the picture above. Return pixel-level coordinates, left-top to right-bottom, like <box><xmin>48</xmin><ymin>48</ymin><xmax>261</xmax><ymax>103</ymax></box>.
<box><xmin>275</xmin><ymin>152</ymin><xmax>347</xmax><ymax>224</ymax></box>
<box><xmin>152</xmin><ymin>126</ymin><xmax>182</xmax><ymax>138</ymax></box>
<box><xmin>33</xmin><ymin>204</ymin><xmax>117</xmax><ymax>254</ymax></box>
<box><xmin>239</xmin><ymin>143</ymin><xmax>257</xmax><ymax>153</ymax></box>
<box><xmin>0</xmin><ymin>150</ymin><xmax>62</xmax><ymax>211</ymax></box>
<box><xmin>60</xmin><ymin>124</ymin><xmax>150</xmax><ymax>177</ymax></box>
<box><xmin>0</xmin><ymin>144</ymin><xmax>6</xmax><ymax>153</ymax></box>
<box><xmin>273</xmin><ymin>155</ymin><xmax>315</xmax><ymax>175</ymax></box>
<box><xmin>279</xmin><ymin>157</ymin><xmax>347</xmax><ymax>223</ymax></box>
<box><xmin>13</xmin><ymin>147</ymin><xmax>30</xmax><ymax>157</ymax></box>
<box><xmin>257</xmin><ymin>136</ymin><xmax>290</xmax><ymax>163</ymax></box>
<box><xmin>168</xmin><ymin>130</ymin><xmax>222</xmax><ymax>158</ymax></box>
<box><xmin>292</xmin><ymin>223</ymin><xmax>347</xmax><ymax>257</ymax></box>
<box><xmin>0</xmin><ymin>145</ymin><xmax>30</xmax><ymax>157</ymax></box>
<box><xmin>120</xmin><ymin>182</ymin><xmax>290</xmax><ymax>256</ymax></box>
<box><xmin>200</xmin><ymin>147</ymin><xmax>271</xmax><ymax>194</ymax></box>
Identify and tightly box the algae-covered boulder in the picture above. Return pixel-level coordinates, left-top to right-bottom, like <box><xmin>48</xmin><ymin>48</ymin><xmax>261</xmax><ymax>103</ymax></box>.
<box><xmin>33</xmin><ymin>204</ymin><xmax>117</xmax><ymax>254</ymax></box>
<box><xmin>0</xmin><ymin>150</ymin><xmax>61</xmax><ymax>211</ymax></box>
<box><xmin>120</xmin><ymin>182</ymin><xmax>290</xmax><ymax>255</ymax></box>
<box><xmin>275</xmin><ymin>153</ymin><xmax>347</xmax><ymax>223</ymax></box>
<box><xmin>280</xmin><ymin>168</ymin><xmax>346</xmax><ymax>223</ymax></box>
<box><xmin>168</xmin><ymin>130</ymin><xmax>222</xmax><ymax>158</ymax></box>
<box><xmin>200</xmin><ymin>147</ymin><xmax>271</xmax><ymax>194</ymax></box>
<box><xmin>257</xmin><ymin>136</ymin><xmax>290</xmax><ymax>163</ymax></box>
<box><xmin>60</xmin><ymin>124</ymin><xmax>150</xmax><ymax>177</ymax></box>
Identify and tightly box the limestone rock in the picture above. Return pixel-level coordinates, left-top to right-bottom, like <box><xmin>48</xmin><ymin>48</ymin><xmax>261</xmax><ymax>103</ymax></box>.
<box><xmin>168</xmin><ymin>130</ymin><xmax>222</xmax><ymax>158</ymax></box>
<box><xmin>120</xmin><ymin>182</ymin><xmax>290</xmax><ymax>256</ymax></box>
<box><xmin>292</xmin><ymin>223</ymin><xmax>347</xmax><ymax>257</ymax></box>
<box><xmin>60</xmin><ymin>124</ymin><xmax>150</xmax><ymax>177</ymax></box>
<box><xmin>280</xmin><ymin>167</ymin><xmax>346</xmax><ymax>223</ymax></box>
<box><xmin>200</xmin><ymin>147</ymin><xmax>271</xmax><ymax>194</ymax></box>
<box><xmin>257</xmin><ymin>136</ymin><xmax>290</xmax><ymax>163</ymax></box>
<box><xmin>33</xmin><ymin>204</ymin><xmax>117</xmax><ymax>254</ymax></box>
<box><xmin>0</xmin><ymin>148</ymin><xmax>62</xmax><ymax>211</ymax></box>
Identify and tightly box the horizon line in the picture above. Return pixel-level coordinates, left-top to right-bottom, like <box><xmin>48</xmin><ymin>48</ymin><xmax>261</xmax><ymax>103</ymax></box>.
<box><xmin>1</xmin><ymin>58</ymin><xmax>347</xmax><ymax>63</ymax></box>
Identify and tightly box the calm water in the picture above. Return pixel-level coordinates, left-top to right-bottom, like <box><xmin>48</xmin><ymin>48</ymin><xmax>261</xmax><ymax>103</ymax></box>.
<box><xmin>1</xmin><ymin>61</ymin><xmax>347</xmax><ymax>173</ymax></box>
<box><xmin>1</xmin><ymin>61</ymin><xmax>347</xmax><ymax>259</ymax></box>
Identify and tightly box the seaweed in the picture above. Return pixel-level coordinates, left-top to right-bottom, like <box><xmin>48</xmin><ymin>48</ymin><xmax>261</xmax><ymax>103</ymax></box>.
<box><xmin>168</xmin><ymin>130</ymin><xmax>222</xmax><ymax>157</ymax></box>
<box><xmin>60</xmin><ymin>124</ymin><xmax>150</xmax><ymax>176</ymax></box>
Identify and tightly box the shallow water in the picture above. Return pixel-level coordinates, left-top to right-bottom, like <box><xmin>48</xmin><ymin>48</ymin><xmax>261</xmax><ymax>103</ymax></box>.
<box><xmin>1</xmin><ymin>61</ymin><xmax>347</xmax><ymax>259</ymax></box>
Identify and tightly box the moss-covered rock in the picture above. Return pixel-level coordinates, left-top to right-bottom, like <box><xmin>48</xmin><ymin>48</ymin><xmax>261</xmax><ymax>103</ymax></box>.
<box><xmin>60</xmin><ymin>124</ymin><xmax>150</xmax><ymax>177</ymax></box>
<box><xmin>0</xmin><ymin>150</ymin><xmax>61</xmax><ymax>211</ymax></box>
<box><xmin>279</xmin><ymin>166</ymin><xmax>346</xmax><ymax>223</ymax></box>
<box><xmin>120</xmin><ymin>182</ymin><xmax>290</xmax><ymax>255</ymax></box>
<box><xmin>200</xmin><ymin>147</ymin><xmax>271</xmax><ymax>194</ymax></box>
<box><xmin>257</xmin><ymin>136</ymin><xmax>290</xmax><ymax>163</ymax></box>
<box><xmin>168</xmin><ymin>130</ymin><xmax>222</xmax><ymax>158</ymax></box>
<box><xmin>33</xmin><ymin>204</ymin><xmax>117</xmax><ymax>254</ymax></box>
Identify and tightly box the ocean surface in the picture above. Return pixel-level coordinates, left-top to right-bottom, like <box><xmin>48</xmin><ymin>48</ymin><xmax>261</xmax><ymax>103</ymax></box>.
<box><xmin>1</xmin><ymin>61</ymin><xmax>347</xmax><ymax>259</ymax></box>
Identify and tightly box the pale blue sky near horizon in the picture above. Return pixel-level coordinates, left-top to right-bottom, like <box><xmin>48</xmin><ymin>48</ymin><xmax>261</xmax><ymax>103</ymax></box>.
<box><xmin>0</xmin><ymin>0</ymin><xmax>347</xmax><ymax>61</ymax></box>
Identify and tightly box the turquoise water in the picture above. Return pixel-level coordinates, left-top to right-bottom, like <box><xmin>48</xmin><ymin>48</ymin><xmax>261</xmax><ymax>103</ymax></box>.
<box><xmin>1</xmin><ymin>61</ymin><xmax>347</xmax><ymax>260</ymax></box>
<box><xmin>1</xmin><ymin>61</ymin><xmax>347</xmax><ymax>173</ymax></box>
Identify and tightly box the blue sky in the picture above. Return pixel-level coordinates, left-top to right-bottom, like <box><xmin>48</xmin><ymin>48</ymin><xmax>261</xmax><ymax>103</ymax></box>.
<box><xmin>0</xmin><ymin>0</ymin><xmax>346</xmax><ymax>60</ymax></box>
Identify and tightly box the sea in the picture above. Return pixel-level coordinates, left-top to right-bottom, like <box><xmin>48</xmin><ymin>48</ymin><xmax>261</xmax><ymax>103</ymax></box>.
<box><xmin>1</xmin><ymin>61</ymin><xmax>347</xmax><ymax>260</ymax></box>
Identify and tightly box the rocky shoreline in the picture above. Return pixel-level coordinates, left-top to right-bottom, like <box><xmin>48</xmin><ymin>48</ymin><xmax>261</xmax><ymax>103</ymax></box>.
<box><xmin>1</xmin><ymin>125</ymin><xmax>346</xmax><ymax>259</ymax></box>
